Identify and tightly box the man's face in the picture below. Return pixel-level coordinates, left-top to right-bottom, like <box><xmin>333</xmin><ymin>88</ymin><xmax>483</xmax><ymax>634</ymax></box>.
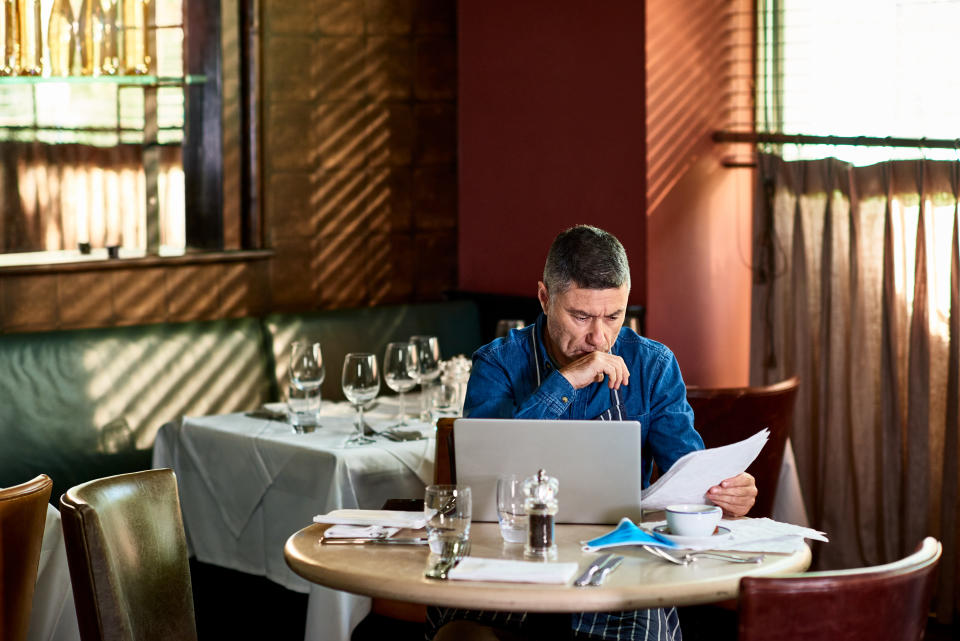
<box><xmin>537</xmin><ymin>281</ymin><xmax>630</xmax><ymax>368</ymax></box>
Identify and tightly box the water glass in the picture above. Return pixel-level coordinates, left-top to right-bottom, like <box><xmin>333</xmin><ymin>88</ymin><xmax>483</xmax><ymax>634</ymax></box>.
<box><xmin>410</xmin><ymin>335</ymin><xmax>441</xmax><ymax>420</ymax></box>
<box><xmin>495</xmin><ymin>319</ymin><xmax>525</xmax><ymax>338</ymax></box>
<box><xmin>289</xmin><ymin>341</ymin><xmax>325</xmax><ymax>426</ymax></box>
<box><xmin>496</xmin><ymin>475</ymin><xmax>527</xmax><ymax>543</ymax></box>
<box><xmin>431</xmin><ymin>382</ymin><xmax>459</xmax><ymax>415</ymax></box>
<box><xmin>424</xmin><ymin>484</ymin><xmax>471</xmax><ymax>554</ymax></box>
<box><xmin>287</xmin><ymin>383</ymin><xmax>321</xmax><ymax>433</ymax></box>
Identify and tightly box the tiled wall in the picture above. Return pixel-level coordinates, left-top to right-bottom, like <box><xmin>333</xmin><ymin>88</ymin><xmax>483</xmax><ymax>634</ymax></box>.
<box><xmin>263</xmin><ymin>0</ymin><xmax>458</xmax><ymax>311</ymax></box>
<box><xmin>0</xmin><ymin>0</ymin><xmax>458</xmax><ymax>333</ymax></box>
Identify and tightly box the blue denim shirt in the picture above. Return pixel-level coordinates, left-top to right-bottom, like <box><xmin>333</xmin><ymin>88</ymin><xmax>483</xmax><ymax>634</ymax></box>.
<box><xmin>463</xmin><ymin>313</ymin><xmax>703</xmax><ymax>487</ymax></box>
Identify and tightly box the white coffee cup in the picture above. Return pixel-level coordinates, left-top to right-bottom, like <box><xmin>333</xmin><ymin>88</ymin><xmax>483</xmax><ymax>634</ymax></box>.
<box><xmin>665</xmin><ymin>504</ymin><xmax>722</xmax><ymax>537</ymax></box>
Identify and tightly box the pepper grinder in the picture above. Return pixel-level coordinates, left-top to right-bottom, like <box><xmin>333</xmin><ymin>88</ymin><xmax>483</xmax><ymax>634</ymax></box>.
<box><xmin>523</xmin><ymin>468</ymin><xmax>559</xmax><ymax>559</ymax></box>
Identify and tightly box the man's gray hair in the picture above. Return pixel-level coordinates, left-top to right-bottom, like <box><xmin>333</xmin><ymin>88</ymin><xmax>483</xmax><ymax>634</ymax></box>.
<box><xmin>542</xmin><ymin>225</ymin><xmax>631</xmax><ymax>294</ymax></box>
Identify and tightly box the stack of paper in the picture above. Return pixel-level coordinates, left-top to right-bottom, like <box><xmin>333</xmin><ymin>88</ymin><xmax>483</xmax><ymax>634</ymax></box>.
<box><xmin>641</xmin><ymin>429</ymin><xmax>769</xmax><ymax>510</ymax></box>
<box><xmin>640</xmin><ymin>517</ymin><xmax>828</xmax><ymax>552</ymax></box>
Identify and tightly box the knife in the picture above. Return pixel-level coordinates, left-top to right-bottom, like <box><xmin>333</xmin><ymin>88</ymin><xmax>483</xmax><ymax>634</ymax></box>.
<box><xmin>573</xmin><ymin>553</ymin><xmax>613</xmax><ymax>586</ymax></box>
<box><xmin>589</xmin><ymin>555</ymin><xmax>624</xmax><ymax>586</ymax></box>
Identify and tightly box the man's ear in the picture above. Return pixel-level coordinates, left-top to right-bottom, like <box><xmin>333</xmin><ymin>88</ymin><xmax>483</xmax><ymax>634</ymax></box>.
<box><xmin>537</xmin><ymin>281</ymin><xmax>549</xmax><ymax>314</ymax></box>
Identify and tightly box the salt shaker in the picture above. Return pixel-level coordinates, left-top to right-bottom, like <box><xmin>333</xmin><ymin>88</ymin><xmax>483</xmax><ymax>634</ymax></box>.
<box><xmin>523</xmin><ymin>469</ymin><xmax>559</xmax><ymax>558</ymax></box>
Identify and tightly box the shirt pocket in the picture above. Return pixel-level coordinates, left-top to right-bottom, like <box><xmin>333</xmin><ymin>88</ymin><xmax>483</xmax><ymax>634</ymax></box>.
<box><xmin>626</xmin><ymin>412</ymin><xmax>649</xmax><ymax>431</ymax></box>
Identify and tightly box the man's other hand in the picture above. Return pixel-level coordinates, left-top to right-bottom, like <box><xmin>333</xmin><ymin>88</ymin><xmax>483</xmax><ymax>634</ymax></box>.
<box><xmin>707</xmin><ymin>472</ymin><xmax>757</xmax><ymax>517</ymax></box>
<box><xmin>558</xmin><ymin>352</ymin><xmax>630</xmax><ymax>390</ymax></box>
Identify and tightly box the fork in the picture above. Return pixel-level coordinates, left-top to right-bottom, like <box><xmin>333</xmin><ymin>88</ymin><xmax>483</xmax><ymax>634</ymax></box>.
<box><xmin>424</xmin><ymin>539</ymin><xmax>471</xmax><ymax>580</ymax></box>
<box><xmin>642</xmin><ymin>545</ymin><xmax>764</xmax><ymax>565</ymax></box>
<box><xmin>364</xmin><ymin>422</ymin><xmax>423</xmax><ymax>442</ymax></box>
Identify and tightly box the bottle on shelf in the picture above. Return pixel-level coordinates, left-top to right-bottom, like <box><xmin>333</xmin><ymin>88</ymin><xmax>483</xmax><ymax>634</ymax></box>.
<box><xmin>47</xmin><ymin>0</ymin><xmax>76</xmax><ymax>77</ymax></box>
<box><xmin>16</xmin><ymin>0</ymin><xmax>41</xmax><ymax>75</ymax></box>
<box><xmin>99</xmin><ymin>0</ymin><xmax>118</xmax><ymax>74</ymax></box>
<box><xmin>78</xmin><ymin>0</ymin><xmax>121</xmax><ymax>75</ymax></box>
<box><xmin>122</xmin><ymin>0</ymin><xmax>150</xmax><ymax>75</ymax></box>
<box><xmin>1</xmin><ymin>0</ymin><xmax>19</xmax><ymax>75</ymax></box>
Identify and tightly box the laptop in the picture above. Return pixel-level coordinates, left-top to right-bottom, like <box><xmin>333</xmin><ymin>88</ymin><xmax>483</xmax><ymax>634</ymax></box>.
<box><xmin>452</xmin><ymin>418</ymin><xmax>643</xmax><ymax>525</ymax></box>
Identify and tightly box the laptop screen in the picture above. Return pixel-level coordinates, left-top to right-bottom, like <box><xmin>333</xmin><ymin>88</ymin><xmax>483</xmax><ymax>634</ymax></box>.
<box><xmin>453</xmin><ymin>418</ymin><xmax>643</xmax><ymax>525</ymax></box>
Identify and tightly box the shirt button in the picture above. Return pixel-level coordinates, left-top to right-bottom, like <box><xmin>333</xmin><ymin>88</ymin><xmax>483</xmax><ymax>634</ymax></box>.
<box><xmin>561</xmin><ymin>396</ymin><xmax>569</xmax><ymax>403</ymax></box>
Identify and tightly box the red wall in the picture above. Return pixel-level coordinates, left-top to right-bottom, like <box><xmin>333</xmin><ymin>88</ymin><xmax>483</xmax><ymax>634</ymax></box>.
<box><xmin>457</xmin><ymin>1</ymin><xmax>647</xmax><ymax>304</ymax></box>
<box><xmin>644</xmin><ymin>0</ymin><xmax>753</xmax><ymax>386</ymax></box>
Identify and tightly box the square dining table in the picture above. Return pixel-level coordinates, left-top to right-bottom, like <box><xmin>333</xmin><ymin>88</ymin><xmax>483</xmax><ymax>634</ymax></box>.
<box><xmin>151</xmin><ymin>395</ymin><xmax>437</xmax><ymax>641</ymax></box>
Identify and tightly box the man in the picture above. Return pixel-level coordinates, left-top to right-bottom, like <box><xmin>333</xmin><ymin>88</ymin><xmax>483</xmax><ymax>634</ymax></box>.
<box><xmin>430</xmin><ymin>225</ymin><xmax>756</xmax><ymax>641</ymax></box>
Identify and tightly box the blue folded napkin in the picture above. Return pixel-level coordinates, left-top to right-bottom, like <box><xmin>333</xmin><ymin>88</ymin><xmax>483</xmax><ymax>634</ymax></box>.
<box><xmin>583</xmin><ymin>518</ymin><xmax>678</xmax><ymax>551</ymax></box>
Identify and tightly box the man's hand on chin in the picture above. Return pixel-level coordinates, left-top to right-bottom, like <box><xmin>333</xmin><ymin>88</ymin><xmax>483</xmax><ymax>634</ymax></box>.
<box><xmin>559</xmin><ymin>352</ymin><xmax>630</xmax><ymax>390</ymax></box>
<box><xmin>707</xmin><ymin>472</ymin><xmax>757</xmax><ymax>517</ymax></box>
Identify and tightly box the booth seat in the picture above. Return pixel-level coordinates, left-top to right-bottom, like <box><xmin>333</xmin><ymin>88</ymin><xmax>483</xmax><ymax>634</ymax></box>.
<box><xmin>0</xmin><ymin>300</ymin><xmax>482</xmax><ymax>502</ymax></box>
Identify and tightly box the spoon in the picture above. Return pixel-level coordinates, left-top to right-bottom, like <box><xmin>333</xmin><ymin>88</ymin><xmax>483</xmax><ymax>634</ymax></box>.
<box><xmin>643</xmin><ymin>545</ymin><xmax>764</xmax><ymax>565</ymax></box>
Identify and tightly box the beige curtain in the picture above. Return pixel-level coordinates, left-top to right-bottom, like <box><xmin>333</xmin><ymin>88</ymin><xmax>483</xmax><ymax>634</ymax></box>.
<box><xmin>751</xmin><ymin>153</ymin><xmax>959</xmax><ymax>622</ymax></box>
<box><xmin>0</xmin><ymin>142</ymin><xmax>184</xmax><ymax>253</ymax></box>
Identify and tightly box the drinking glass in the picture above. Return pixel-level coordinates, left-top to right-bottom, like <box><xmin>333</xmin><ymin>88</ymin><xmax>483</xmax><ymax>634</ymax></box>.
<box><xmin>495</xmin><ymin>319</ymin><xmax>525</xmax><ymax>338</ymax></box>
<box><xmin>431</xmin><ymin>382</ymin><xmax>459</xmax><ymax>416</ymax></box>
<box><xmin>496</xmin><ymin>475</ymin><xmax>527</xmax><ymax>543</ymax></box>
<box><xmin>383</xmin><ymin>342</ymin><xmax>419</xmax><ymax>427</ymax></box>
<box><xmin>341</xmin><ymin>353</ymin><xmax>379</xmax><ymax>446</ymax></box>
<box><xmin>424</xmin><ymin>484</ymin><xmax>472</xmax><ymax>555</ymax></box>
<box><xmin>289</xmin><ymin>341</ymin><xmax>324</xmax><ymax>429</ymax></box>
<box><xmin>410</xmin><ymin>335</ymin><xmax>441</xmax><ymax>420</ymax></box>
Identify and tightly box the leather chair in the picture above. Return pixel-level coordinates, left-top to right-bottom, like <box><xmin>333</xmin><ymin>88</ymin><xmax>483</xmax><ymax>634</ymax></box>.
<box><xmin>685</xmin><ymin>376</ymin><xmax>799</xmax><ymax>518</ymax></box>
<box><xmin>435</xmin><ymin>416</ymin><xmax>457</xmax><ymax>484</ymax></box>
<box><xmin>738</xmin><ymin>536</ymin><xmax>941</xmax><ymax>641</ymax></box>
<box><xmin>1</xmin><ymin>474</ymin><xmax>53</xmax><ymax>641</ymax></box>
<box><xmin>60</xmin><ymin>469</ymin><xmax>197</xmax><ymax>641</ymax></box>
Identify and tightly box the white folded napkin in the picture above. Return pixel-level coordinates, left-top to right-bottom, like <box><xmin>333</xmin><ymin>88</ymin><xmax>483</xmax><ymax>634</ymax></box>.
<box><xmin>447</xmin><ymin>557</ymin><xmax>580</xmax><ymax>584</ymax></box>
<box><xmin>313</xmin><ymin>509</ymin><xmax>427</xmax><ymax>529</ymax></box>
<box><xmin>322</xmin><ymin>524</ymin><xmax>401</xmax><ymax>539</ymax></box>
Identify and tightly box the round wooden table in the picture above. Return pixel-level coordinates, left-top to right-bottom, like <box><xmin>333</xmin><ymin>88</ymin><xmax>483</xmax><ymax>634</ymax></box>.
<box><xmin>285</xmin><ymin>522</ymin><xmax>811</xmax><ymax>612</ymax></box>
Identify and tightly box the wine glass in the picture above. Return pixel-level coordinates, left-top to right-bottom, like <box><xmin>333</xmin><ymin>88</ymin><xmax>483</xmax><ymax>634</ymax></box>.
<box><xmin>383</xmin><ymin>342</ymin><xmax>419</xmax><ymax>427</ymax></box>
<box><xmin>289</xmin><ymin>341</ymin><xmax>325</xmax><ymax>429</ymax></box>
<box><xmin>410</xmin><ymin>335</ymin><xmax>441</xmax><ymax>421</ymax></box>
<box><xmin>341</xmin><ymin>353</ymin><xmax>379</xmax><ymax>446</ymax></box>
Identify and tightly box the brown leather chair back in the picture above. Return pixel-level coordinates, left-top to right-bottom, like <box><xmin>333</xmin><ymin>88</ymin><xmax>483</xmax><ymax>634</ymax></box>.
<box><xmin>60</xmin><ymin>469</ymin><xmax>197</xmax><ymax>641</ymax></box>
<box><xmin>738</xmin><ymin>537</ymin><xmax>941</xmax><ymax>641</ymax></box>
<box><xmin>0</xmin><ymin>474</ymin><xmax>53</xmax><ymax>641</ymax></box>
<box><xmin>435</xmin><ymin>417</ymin><xmax>456</xmax><ymax>484</ymax></box>
<box><xmin>685</xmin><ymin>376</ymin><xmax>799</xmax><ymax>518</ymax></box>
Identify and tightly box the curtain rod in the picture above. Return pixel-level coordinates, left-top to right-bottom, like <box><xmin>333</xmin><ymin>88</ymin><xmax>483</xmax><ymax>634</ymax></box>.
<box><xmin>714</xmin><ymin>131</ymin><xmax>960</xmax><ymax>150</ymax></box>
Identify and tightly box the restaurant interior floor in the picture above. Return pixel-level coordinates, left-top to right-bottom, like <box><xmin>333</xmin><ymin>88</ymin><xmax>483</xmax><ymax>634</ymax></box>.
<box><xmin>189</xmin><ymin>561</ymin><xmax>956</xmax><ymax>640</ymax></box>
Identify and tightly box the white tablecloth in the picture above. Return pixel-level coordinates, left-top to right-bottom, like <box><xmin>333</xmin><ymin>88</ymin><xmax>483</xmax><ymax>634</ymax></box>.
<box><xmin>28</xmin><ymin>504</ymin><xmax>81</xmax><ymax>641</ymax></box>
<box><xmin>772</xmin><ymin>439</ymin><xmax>809</xmax><ymax>528</ymax></box>
<box><xmin>152</xmin><ymin>396</ymin><xmax>436</xmax><ymax>641</ymax></box>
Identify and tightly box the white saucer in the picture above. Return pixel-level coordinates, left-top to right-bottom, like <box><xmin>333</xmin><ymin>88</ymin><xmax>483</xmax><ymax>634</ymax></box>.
<box><xmin>652</xmin><ymin>524</ymin><xmax>732</xmax><ymax>547</ymax></box>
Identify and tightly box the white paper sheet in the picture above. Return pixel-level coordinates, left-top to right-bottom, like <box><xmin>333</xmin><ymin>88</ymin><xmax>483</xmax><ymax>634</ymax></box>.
<box><xmin>641</xmin><ymin>429</ymin><xmax>769</xmax><ymax>510</ymax></box>
<box><xmin>641</xmin><ymin>517</ymin><xmax>828</xmax><ymax>552</ymax></box>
